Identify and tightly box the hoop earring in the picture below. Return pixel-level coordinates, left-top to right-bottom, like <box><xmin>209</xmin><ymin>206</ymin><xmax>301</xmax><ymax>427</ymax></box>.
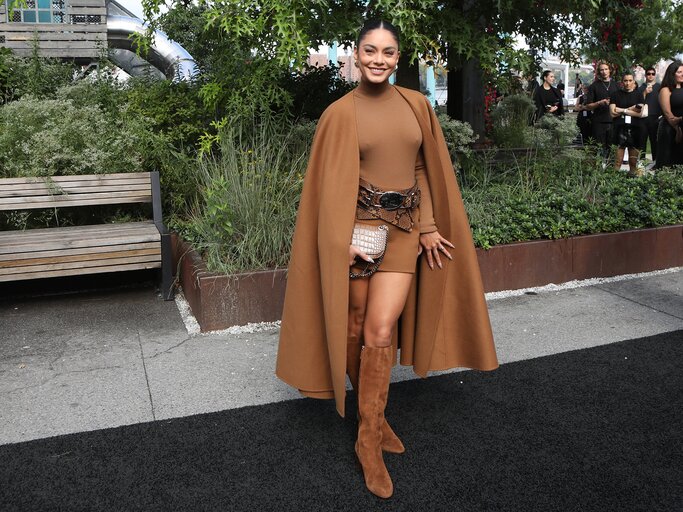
<box><xmin>354</xmin><ymin>61</ymin><xmax>359</xmax><ymax>68</ymax></box>
<box><xmin>394</xmin><ymin>64</ymin><xmax>399</xmax><ymax>72</ymax></box>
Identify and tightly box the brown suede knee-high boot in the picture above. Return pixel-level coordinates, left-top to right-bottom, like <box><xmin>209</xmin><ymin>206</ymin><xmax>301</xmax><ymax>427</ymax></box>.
<box><xmin>347</xmin><ymin>337</ymin><xmax>405</xmax><ymax>454</ymax></box>
<box><xmin>355</xmin><ymin>345</ymin><xmax>394</xmax><ymax>499</ymax></box>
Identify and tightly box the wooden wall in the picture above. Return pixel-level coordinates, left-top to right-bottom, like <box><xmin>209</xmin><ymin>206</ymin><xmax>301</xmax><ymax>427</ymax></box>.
<box><xmin>0</xmin><ymin>0</ymin><xmax>107</xmax><ymax>59</ymax></box>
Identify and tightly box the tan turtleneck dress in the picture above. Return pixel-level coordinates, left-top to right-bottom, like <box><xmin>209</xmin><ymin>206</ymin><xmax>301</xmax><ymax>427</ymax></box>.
<box><xmin>353</xmin><ymin>85</ymin><xmax>436</xmax><ymax>273</ymax></box>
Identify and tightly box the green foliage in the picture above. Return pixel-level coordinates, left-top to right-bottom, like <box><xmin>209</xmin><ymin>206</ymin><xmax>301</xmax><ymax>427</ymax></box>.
<box><xmin>461</xmin><ymin>149</ymin><xmax>683</xmax><ymax>249</ymax></box>
<box><xmin>490</xmin><ymin>95</ymin><xmax>535</xmax><ymax>148</ymax></box>
<box><xmin>281</xmin><ymin>63</ymin><xmax>354</xmax><ymax>121</ymax></box>
<box><xmin>533</xmin><ymin>115</ymin><xmax>580</xmax><ymax>149</ymax></box>
<box><xmin>175</xmin><ymin>117</ymin><xmax>309</xmax><ymax>273</ymax></box>
<box><xmin>0</xmin><ymin>97</ymin><xmax>154</xmax><ymax>177</ymax></box>
<box><xmin>436</xmin><ymin>113</ymin><xmax>476</xmax><ymax>158</ymax></box>
<box><xmin>123</xmin><ymin>76</ymin><xmax>211</xmax><ymax>150</ymax></box>
<box><xmin>0</xmin><ymin>44</ymin><xmax>74</xmax><ymax>103</ymax></box>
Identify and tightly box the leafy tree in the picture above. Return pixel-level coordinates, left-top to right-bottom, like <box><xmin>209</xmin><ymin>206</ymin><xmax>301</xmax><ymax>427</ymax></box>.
<box><xmin>137</xmin><ymin>0</ymin><xmax>683</xmax><ymax>132</ymax></box>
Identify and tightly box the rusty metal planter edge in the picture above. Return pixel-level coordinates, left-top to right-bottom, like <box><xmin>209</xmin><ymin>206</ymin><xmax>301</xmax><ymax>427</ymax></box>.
<box><xmin>172</xmin><ymin>225</ymin><xmax>683</xmax><ymax>332</ymax></box>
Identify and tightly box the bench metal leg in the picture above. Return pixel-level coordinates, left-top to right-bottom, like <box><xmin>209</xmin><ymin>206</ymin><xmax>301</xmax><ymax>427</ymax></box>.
<box><xmin>160</xmin><ymin>232</ymin><xmax>174</xmax><ymax>300</ymax></box>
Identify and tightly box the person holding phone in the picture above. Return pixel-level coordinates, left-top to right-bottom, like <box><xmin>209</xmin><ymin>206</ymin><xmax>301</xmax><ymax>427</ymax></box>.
<box><xmin>586</xmin><ymin>62</ymin><xmax>619</xmax><ymax>156</ymax></box>
<box><xmin>533</xmin><ymin>70</ymin><xmax>564</xmax><ymax>120</ymax></box>
<box><xmin>610</xmin><ymin>72</ymin><xmax>648</xmax><ymax>176</ymax></box>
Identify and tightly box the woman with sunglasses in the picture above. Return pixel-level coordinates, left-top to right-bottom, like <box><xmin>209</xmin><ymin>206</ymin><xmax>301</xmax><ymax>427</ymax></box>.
<box><xmin>637</xmin><ymin>67</ymin><xmax>661</xmax><ymax>163</ymax></box>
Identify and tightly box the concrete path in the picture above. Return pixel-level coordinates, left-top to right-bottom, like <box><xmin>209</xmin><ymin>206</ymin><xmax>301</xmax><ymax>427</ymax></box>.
<box><xmin>1</xmin><ymin>269</ymin><xmax>681</xmax><ymax>445</ymax></box>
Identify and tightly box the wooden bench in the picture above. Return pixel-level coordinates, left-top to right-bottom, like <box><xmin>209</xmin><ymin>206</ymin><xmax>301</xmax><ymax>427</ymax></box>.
<box><xmin>0</xmin><ymin>172</ymin><xmax>173</xmax><ymax>300</ymax></box>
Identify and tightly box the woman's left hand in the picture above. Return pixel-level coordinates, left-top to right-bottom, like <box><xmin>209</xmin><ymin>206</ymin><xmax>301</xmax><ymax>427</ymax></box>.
<box><xmin>418</xmin><ymin>231</ymin><xmax>454</xmax><ymax>270</ymax></box>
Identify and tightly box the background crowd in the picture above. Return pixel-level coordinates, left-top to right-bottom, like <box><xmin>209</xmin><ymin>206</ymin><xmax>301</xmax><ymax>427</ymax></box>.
<box><xmin>532</xmin><ymin>60</ymin><xmax>683</xmax><ymax>176</ymax></box>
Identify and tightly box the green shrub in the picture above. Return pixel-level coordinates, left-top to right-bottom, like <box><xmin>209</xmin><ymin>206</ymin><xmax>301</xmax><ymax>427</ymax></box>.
<box><xmin>0</xmin><ymin>97</ymin><xmax>153</xmax><ymax>177</ymax></box>
<box><xmin>281</xmin><ymin>63</ymin><xmax>354</xmax><ymax>121</ymax></box>
<box><xmin>123</xmin><ymin>76</ymin><xmax>212</xmax><ymax>150</ymax></box>
<box><xmin>175</xmin><ymin>118</ymin><xmax>308</xmax><ymax>273</ymax></box>
<box><xmin>0</xmin><ymin>43</ymin><xmax>74</xmax><ymax>103</ymax></box>
<box><xmin>491</xmin><ymin>94</ymin><xmax>535</xmax><ymax>147</ymax></box>
<box><xmin>533</xmin><ymin>115</ymin><xmax>579</xmax><ymax>149</ymax></box>
<box><xmin>437</xmin><ymin>113</ymin><xmax>475</xmax><ymax>159</ymax></box>
<box><xmin>462</xmin><ymin>155</ymin><xmax>683</xmax><ymax>249</ymax></box>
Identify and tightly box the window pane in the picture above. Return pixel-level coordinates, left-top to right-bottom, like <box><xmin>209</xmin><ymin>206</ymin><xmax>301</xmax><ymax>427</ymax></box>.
<box><xmin>38</xmin><ymin>10</ymin><xmax>51</xmax><ymax>22</ymax></box>
<box><xmin>22</xmin><ymin>11</ymin><xmax>37</xmax><ymax>22</ymax></box>
<box><xmin>38</xmin><ymin>0</ymin><xmax>51</xmax><ymax>8</ymax></box>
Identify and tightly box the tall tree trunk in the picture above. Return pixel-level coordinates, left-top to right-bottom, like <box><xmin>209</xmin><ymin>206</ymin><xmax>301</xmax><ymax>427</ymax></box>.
<box><xmin>395</xmin><ymin>51</ymin><xmax>420</xmax><ymax>91</ymax></box>
<box><xmin>447</xmin><ymin>48</ymin><xmax>485</xmax><ymax>139</ymax></box>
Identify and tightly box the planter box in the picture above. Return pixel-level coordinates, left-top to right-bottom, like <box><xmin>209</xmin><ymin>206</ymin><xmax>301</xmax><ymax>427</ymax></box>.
<box><xmin>172</xmin><ymin>237</ymin><xmax>287</xmax><ymax>332</ymax></box>
<box><xmin>476</xmin><ymin>225</ymin><xmax>682</xmax><ymax>292</ymax></box>
<box><xmin>173</xmin><ymin>225</ymin><xmax>682</xmax><ymax>332</ymax></box>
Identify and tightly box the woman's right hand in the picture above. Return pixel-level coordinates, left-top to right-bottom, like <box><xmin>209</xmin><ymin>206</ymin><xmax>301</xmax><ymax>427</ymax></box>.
<box><xmin>349</xmin><ymin>245</ymin><xmax>374</xmax><ymax>266</ymax></box>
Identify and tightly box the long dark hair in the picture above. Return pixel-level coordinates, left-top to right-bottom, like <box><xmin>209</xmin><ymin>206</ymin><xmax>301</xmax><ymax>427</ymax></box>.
<box><xmin>356</xmin><ymin>19</ymin><xmax>400</xmax><ymax>47</ymax></box>
<box><xmin>661</xmin><ymin>60</ymin><xmax>683</xmax><ymax>90</ymax></box>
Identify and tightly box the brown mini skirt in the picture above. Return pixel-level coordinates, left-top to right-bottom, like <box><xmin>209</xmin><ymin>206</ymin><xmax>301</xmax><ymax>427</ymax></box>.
<box><xmin>351</xmin><ymin>207</ymin><xmax>421</xmax><ymax>275</ymax></box>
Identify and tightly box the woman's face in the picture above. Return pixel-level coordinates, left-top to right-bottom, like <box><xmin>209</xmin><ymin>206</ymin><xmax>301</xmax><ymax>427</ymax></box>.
<box><xmin>544</xmin><ymin>73</ymin><xmax>555</xmax><ymax>85</ymax></box>
<box><xmin>676</xmin><ymin>66</ymin><xmax>683</xmax><ymax>85</ymax></box>
<box><xmin>622</xmin><ymin>75</ymin><xmax>635</xmax><ymax>91</ymax></box>
<box><xmin>354</xmin><ymin>28</ymin><xmax>400</xmax><ymax>85</ymax></box>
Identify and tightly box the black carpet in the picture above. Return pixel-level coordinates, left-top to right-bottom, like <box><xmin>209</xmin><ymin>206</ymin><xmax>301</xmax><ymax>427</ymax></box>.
<box><xmin>1</xmin><ymin>331</ymin><xmax>682</xmax><ymax>512</ymax></box>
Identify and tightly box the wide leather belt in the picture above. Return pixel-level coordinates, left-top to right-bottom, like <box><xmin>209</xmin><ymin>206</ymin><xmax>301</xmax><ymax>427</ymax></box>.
<box><xmin>356</xmin><ymin>178</ymin><xmax>420</xmax><ymax>232</ymax></box>
<box><xmin>357</xmin><ymin>178</ymin><xmax>420</xmax><ymax>210</ymax></box>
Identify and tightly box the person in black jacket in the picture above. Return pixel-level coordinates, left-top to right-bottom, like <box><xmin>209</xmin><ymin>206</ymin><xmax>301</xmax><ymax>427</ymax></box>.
<box><xmin>574</xmin><ymin>84</ymin><xmax>592</xmax><ymax>144</ymax></box>
<box><xmin>610</xmin><ymin>72</ymin><xmax>647</xmax><ymax>176</ymax></box>
<box><xmin>533</xmin><ymin>70</ymin><xmax>564</xmax><ymax>120</ymax></box>
<box><xmin>637</xmin><ymin>66</ymin><xmax>661</xmax><ymax>162</ymax></box>
<box><xmin>585</xmin><ymin>62</ymin><xmax>619</xmax><ymax>156</ymax></box>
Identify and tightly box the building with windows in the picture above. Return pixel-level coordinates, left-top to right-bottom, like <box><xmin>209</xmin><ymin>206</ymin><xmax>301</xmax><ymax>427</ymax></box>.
<box><xmin>0</xmin><ymin>0</ymin><xmax>197</xmax><ymax>80</ymax></box>
<box><xmin>1</xmin><ymin>0</ymin><xmax>107</xmax><ymax>60</ymax></box>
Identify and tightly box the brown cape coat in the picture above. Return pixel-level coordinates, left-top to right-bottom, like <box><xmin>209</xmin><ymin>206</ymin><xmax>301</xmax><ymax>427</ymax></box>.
<box><xmin>276</xmin><ymin>85</ymin><xmax>498</xmax><ymax>417</ymax></box>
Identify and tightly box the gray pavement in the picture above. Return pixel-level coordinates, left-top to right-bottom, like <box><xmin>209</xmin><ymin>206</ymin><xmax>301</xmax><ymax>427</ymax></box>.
<box><xmin>1</xmin><ymin>269</ymin><xmax>681</xmax><ymax>445</ymax></box>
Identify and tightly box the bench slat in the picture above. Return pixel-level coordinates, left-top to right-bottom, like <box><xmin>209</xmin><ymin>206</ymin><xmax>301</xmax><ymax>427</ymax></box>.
<box><xmin>0</xmin><ymin>222</ymin><xmax>158</xmax><ymax>246</ymax></box>
<box><xmin>0</xmin><ymin>172</ymin><xmax>151</xmax><ymax>185</ymax></box>
<box><xmin>0</xmin><ymin>195</ymin><xmax>153</xmax><ymax>210</ymax></box>
<box><xmin>0</xmin><ymin>184</ymin><xmax>151</xmax><ymax>197</ymax></box>
<box><xmin>0</xmin><ymin>177</ymin><xmax>150</xmax><ymax>190</ymax></box>
<box><xmin>0</xmin><ymin>261</ymin><xmax>162</xmax><ymax>282</ymax></box>
<box><xmin>0</xmin><ymin>244</ymin><xmax>161</xmax><ymax>274</ymax></box>
<box><xmin>0</xmin><ymin>221</ymin><xmax>156</xmax><ymax>239</ymax></box>
<box><xmin>0</xmin><ymin>253</ymin><xmax>161</xmax><ymax>276</ymax></box>
<box><xmin>0</xmin><ymin>233</ymin><xmax>160</xmax><ymax>255</ymax></box>
<box><xmin>0</xmin><ymin>242</ymin><xmax>161</xmax><ymax>262</ymax></box>
<box><xmin>0</xmin><ymin>190</ymin><xmax>152</xmax><ymax>205</ymax></box>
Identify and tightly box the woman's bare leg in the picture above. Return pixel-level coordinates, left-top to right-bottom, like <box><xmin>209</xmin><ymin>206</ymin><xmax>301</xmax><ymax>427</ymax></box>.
<box><xmin>355</xmin><ymin>271</ymin><xmax>413</xmax><ymax>499</ymax></box>
<box><xmin>348</xmin><ymin>272</ymin><xmax>407</xmax><ymax>454</ymax></box>
<box><xmin>363</xmin><ymin>272</ymin><xmax>414</xmax><ymax>348</ymax></box>
<box><xmin>615</xmin><ymin>147</ymin><xmax>625</xmax><ymax>170</ymax></box>
<box><xmin>628</xmin><ymin>147</ymin><xmax>640</xmax><ymax>174</ymax></box>
<box><xmin>348</xmin><ymin>277</ymin><xmax>370</xmax><ymax>339</ymax></box>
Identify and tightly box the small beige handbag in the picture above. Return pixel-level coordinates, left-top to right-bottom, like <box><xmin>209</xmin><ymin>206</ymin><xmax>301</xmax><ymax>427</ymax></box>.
<box><xmin>349</xmin><ymin>223</ymin><xmax>389</xmax><ymax>278</ymax></box>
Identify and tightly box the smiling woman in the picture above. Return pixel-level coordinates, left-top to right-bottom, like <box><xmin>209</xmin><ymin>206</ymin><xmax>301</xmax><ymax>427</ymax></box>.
<box><xmin>353</xmin><ymin>21</ymin><xmax>400</xmax><ymax>84</ymax></box>
<box><xmin>276</xmin><ymin>18</ymin><xmax>498</xmax><ymax>501</ymax></box>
